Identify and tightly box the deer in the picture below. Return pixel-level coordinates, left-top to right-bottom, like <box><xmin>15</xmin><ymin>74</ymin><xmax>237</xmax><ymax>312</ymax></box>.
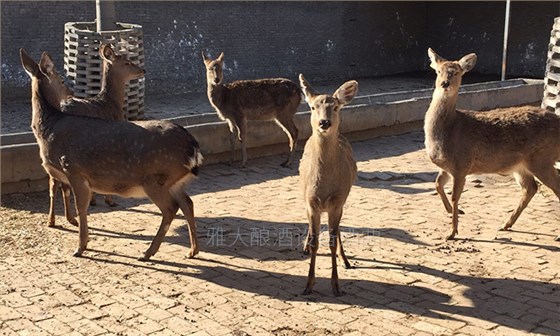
<box><xmin>67</xmin><ymin>44</ymin><xmax>145</xmax><ymax>208</ymax></box>
<box><xmin>20</xmin><ymin>48</ymin><xmax>203</xmax><ymax>260</ymax></box>
<box><xmin>202</xmin><ymin>52</ymin><xmax>301</xmax><ymax>167</ymax></box>
<box><xmin>298</xmin><ymin>74</ymin><xmax>358</xmax><ymax>296</ymax></box>
<box><xmin>425</xmin><ymin>48</ymin><xmax>560</xmax><ymax>242</ymax></box>
<box><xmin>46</xmin><ymin>44</ymin><xmax>146</xmax><ymax>228</ymax></box>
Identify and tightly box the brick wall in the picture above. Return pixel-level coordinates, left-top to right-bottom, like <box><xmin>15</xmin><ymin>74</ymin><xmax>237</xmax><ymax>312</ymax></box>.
<box><xmin>1</xmin><ymin>1</ymin><xmax>557</xmax><ymax>96</ymax></box>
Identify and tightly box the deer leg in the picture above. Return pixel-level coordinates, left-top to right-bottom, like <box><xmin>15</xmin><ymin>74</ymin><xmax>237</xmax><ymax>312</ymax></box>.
<box><xmin>303</xmin><ymin>206</ymin><xmax>321</xmax><ymax>295</ymax></box>
<box><xmin>435</xmin><ymin>170</ymin><xmax>464</xmax><ymax>214</ymax></box>
<box><xmin>47</xmin><ymin>176</ymin><xmax>59</xmax><ymax>227</ymax></box>
<box><xmin>238</xmin><ymin>118</ymin><xmax>248</xmax><ymax>168</ymax></box>
<box><xmin>328</xmin><ymin>206</ymin><xmax>344</xmax><ymax>296</ymax></box>
<box><xmin>89</xmin><ymin>193</ymin><xmax>97</xmax><ymax>206</ymax></box>
<box><xmin>527</xmin><ymin>163</ymin><xmax>560</xmax><ymax>240</ymax></box>
<box><xmin>447</xmin><ymin>174</ymin><xmax>466</xmax><ymax>240</ymax></box>
<box><xmin>500</xmin><ymin>172</ymin><xmax>538</xmax><ymax>231</ymax></box>
<box><xmin>275</xmin><ymin>117</ymin><xmax>299</xmax><ymax>168</ymax></box>
<box><xmin>61</xmin><ymin>182</ymin><xmax>77</xmax><ymax>226</ymax></box>
<box><xmin>69</xmin><ymin>177</ymin><xmax>92</xmax><ymax>257</ymax></box>
<box><xmin>104</xmin><ymin>195</ymin><xmax>117</xmax><ymax>207</ymax></box>
<box><xmin>171</xmin><ymin>189</ymin><xmax>199</xmax><ymax>259</ymax></box>
<box><xmin>337</xmin><ymin>229</ymin><xmax>352</xmax><ymax>269</ymax></box>
<box><xmin>226</xmin><ymin>119</ymin><xmax>237</xmax><ymax>165</ymax></box>
<box><xmin>140</xmin><ymin>188</ymin><xmax>179</xmax><ymax>261</ymax></box>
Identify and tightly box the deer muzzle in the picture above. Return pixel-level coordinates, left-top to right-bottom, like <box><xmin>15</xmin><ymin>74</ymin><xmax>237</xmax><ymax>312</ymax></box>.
<box><xmin>318</xmin><ymin>119</ymin><xmax>332</xmax><ymax>130</ymax></box>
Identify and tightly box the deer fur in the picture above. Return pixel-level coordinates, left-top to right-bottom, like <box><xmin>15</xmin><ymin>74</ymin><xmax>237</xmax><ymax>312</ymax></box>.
<box><xmin>425</xmin><ymin>48</ymin><xmax>560</xmax><ymax>241</ymax></box>
<box><xmin>298</xmin><ymin>74</ymin><xmax>358</xmax><ymax>296</ymax></box>
<box><xmin>203</xmin><ymin>52</ymin><xmax>301</xmax><ymax>167</ymax></box>
<box><xmin>47</xmin><ymin>44</ymin><xmax>146</xmax><ymax>225</ymax></box>
<box><xmin>21</xmin><ymin>48</ymin><xmax>202</xmax><ymax>260</ymax></box>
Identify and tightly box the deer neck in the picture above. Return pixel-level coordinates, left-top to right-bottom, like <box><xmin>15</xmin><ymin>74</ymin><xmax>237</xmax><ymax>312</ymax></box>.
<box><xmin>207</xmin><ymin>82</ymin><xmax>228</xmax><ymax>111</ymax></box>
<box><xmin>31</xmin><ymin>80</ymin><xmax>62</xmax><ymax>138</ymax></box>
<box><xmin>425</xmin><ymin>87</ymin><xmax>459</xmax><ymax>138</ymax></box>
<box><xmin>308</xmin><ymin>131</ymin><xmax>341</xmax><ymax>163</ymax></box>
<box><xmin>98</xmin><ymin>63</ymin><xmax>126</xmax><ymax>110</ymax></box>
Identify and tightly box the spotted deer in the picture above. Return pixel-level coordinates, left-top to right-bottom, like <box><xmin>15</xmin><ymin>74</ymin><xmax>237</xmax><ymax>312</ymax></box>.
<box><xmin>47</xmin><ymin>44</ymin><xmax>146</xmax><ymax>227</ymax></box>
<box><xmin>298</xmin><ymin>74</ymin><xmax>358</xmax><ymax>296</ymax></box>
<box><xmin>21</xmin><ymin>48</ymin><xmax>202</xmax><ymax>260</ymax></box>
<box><xmin>203</xmin><ymin>52</ymin><xmax>301</xmax><ymax>167</ymax></box>
<box><xmin>425</xmin><ymin>48</ymin><xmax>560</xmax><ymax>241</ymax></box>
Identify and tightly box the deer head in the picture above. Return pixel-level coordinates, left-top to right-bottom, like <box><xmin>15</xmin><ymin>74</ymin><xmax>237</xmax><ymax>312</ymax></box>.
<box><xmin>428</xmin><ymin>48</ymin><xmax>477</xmax><ymax>93</ymax></box>
<box><xmin>20</xmin><ymin>48</ymin><xmax>73</xmax><ymax>109</ymax></box>
<box><xmin>299</xmin><ymin>74</ymin><xmax>358</xmax><ymax>136</ymax></box>
<box><xmin>202</xmin><ymin>51</ymin><xmax>225</xmax><ymax>85</ymax></box>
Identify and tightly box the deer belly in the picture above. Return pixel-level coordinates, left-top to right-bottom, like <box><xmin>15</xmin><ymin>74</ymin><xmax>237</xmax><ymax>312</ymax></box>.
<box><xmin>91</xmin><ymin>184</ymin><xmax>147</xmax><ymax>198</ymax></box>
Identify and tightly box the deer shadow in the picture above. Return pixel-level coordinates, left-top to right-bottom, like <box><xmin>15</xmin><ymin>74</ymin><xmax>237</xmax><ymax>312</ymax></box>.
<box><xmin>82</xmin><ymin>249</ymin><xmax>559</xmax><ymax>335</ymax></box>
<box><xmin>355</xmin><ymin>170</ymin><xmax>437</xmax><ymax>195</ymax></box>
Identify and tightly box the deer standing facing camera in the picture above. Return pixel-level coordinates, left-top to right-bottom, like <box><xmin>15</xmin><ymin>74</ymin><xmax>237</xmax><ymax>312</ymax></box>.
<box><xmin>298</xmin><ymin>74</ymin><xmax>358</xmax><ymax>296</ymax></box>
<box><xmin>425</xmin><ymin>48</ymin><xmax>560</xmax><ymax>241</ymax></box>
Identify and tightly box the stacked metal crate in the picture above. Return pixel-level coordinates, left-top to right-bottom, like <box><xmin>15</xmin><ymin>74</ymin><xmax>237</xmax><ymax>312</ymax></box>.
<box><xmin>64</xmin><ymin>21</ymin><xmax>145</xmax><ymax>120</ymax></box>
<box><xmin>542</xmin><ymin>17</ymin><xmax>560</xmax><ymax>116</ymax></box>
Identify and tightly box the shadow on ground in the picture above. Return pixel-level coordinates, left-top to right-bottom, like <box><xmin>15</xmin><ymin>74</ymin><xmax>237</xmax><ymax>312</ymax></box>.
<box><xmin>81</xmin><ymin>249</ymin><xmax>559</xmax><ymax>336</ymax></box>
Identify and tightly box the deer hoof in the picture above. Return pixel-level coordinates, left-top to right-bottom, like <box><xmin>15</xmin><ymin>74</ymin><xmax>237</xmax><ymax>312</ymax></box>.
<box><xmin>302</xmin><ymin>287</ymin><xmax>313</xmax><ymax>296</ymax></box>
<box><xmin>186</xmin><ymin>248</ymin><xmax>199</xmax><ymax>259</ymax></box>
<box><xmin>280</xmin><ymin>161</ymin><xmax>292</xmax><ymax>168</ymax></box>
<box><xmin>498</xmin><ymin>225</ymin><xmax>512</xmax><ymax>231</ymax></box>
<box><xmin>445</xmin><ymin>232</ymin><xmax>457</xmax><ymax>240</ymax></box>
<box><xmin>458</xmin><ymin>209</ymin><xmax>465</xmax><ymax>215</ymax></box>
<box><xmin>47</xmin><ymin>220</ymin><xmax>55</xmax><ymax>228</ymax></box>
<box><xmin>332</xmin><ymin>285</ymin><xmax>342</xmax><ymax>297</ymax></box>
<box><xmin>137</xmin><ymin>255</ymin><xmax>151</xmax><ymax>262</ymax></box>
<box><xmin>68</xmin><ymin>218</ymin><xmax>78</xmax><ymax>227</ymax></box>
<box><xmin>72</xmin><ymin>248</ymin><xmax>84</xmax><ymax>257</ymax></box>
<box><xmin>554</xmin><ymin>236</ymin><xmax>559</xmax><ymax>242</ymax></box>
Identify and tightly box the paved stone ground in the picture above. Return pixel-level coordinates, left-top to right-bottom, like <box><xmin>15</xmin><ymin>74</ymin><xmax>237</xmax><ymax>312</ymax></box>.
<box><xmin>1</xmin><ymin>131</ymin><xmax>559</xmax><ymax>335</ymax></box>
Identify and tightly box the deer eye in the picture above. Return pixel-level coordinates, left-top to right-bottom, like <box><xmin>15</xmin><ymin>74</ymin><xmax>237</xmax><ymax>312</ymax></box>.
<box><xmin>311</xmin><ymin>106</ymin><xmax>315</xmax><ymax>110</ymax></box>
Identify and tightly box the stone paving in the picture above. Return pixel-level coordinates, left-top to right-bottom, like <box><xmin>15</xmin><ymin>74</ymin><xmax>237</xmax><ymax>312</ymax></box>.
<box><xmin>1</xmin><ymin>131</ymin><xmax>559</xmax><ymax>336</ymax></box>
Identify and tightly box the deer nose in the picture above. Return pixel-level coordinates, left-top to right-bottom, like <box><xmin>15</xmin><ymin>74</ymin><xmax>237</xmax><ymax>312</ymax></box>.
<box><xmin>441</xmin><ymin>80</ymin><xmax>450</xmax><ymax>88</ymax></box>
<box><xmin>214</xmin><ymin>78</ymin><xmax>220</xmax><ymax>84</ymax></box>
<box><xmin>318</xmin><ymin>119</ymin><xmax>331</xmax><ymax>130</ymax></box>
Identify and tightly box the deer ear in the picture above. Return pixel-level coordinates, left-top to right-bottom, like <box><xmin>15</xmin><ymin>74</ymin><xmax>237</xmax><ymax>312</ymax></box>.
<box><xmin>100</xmin><ymin>44</ymin><xmax>115</xmax><ymax>63</ymax></box>
<box><xmin>20</xmin><ymin>48</ymin><xmax>40</xmax><ymax>78</ymax></box>
<box><xmin>39</xmin><ymin>52</ymin><xmax>55</xmax><ymax>77</ymax></box>
<box><xmin>299</xmin><ymin>74</ymin><xmax>318</xmax><ymax>104</ymax></box>
<box><xmin>428</xmin><ymin>48</ymin><xmax>445</xmax><ymax>70</ymax></box>
<box><xmin>333</xmin><ymin>80</ymin><xmax>358</xmax><ymax>106</ymax></box>
<box><xmin>217</xmin><ymin>52</ymin><xmax>224</xmax><ymax>63</ymax></box>
<box><xmin>458</xmin><ymin>53</ymin><xmax>477</xmax><ymax>73</ymax></box>
<box><xmin>202</xmin><ymin>51</ymin><xmax>211</xmax><ymax>65</ymax></box>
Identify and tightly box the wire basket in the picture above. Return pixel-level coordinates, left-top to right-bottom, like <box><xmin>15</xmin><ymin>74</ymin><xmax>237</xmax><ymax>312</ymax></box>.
<box><xmin>64</xmin><ymin>21</ymin><xmax>145</xmax><ymax>120</ymax></box>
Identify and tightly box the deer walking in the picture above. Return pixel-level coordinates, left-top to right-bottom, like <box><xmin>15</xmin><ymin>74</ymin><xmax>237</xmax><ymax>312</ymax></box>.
<box><xmin>298</xmin><ymin>74</ymin><xmax>358</xmax><ymax>296</ymax></box>
<box><xmin>203</xmin><ymin>52</ymin><xmax>301</xmax><ymax>167</ymax></box>
<box><xmin>21</xmin><ymin>49</ymin><xmax>202</xmax><ymax>260</ymax></box>
<box><xmin>47</xmin><ymin>44</ymin><xmax>146</xmax><ymax>227</ymax></box>
<box><xmin>425</xmin><ymin>48</ymin><xmax>560</xmax><ymax>241</ymax></box>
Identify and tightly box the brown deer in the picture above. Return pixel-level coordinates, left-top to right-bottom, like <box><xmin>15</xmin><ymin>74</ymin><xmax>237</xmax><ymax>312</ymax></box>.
<box><xmin>47</xmin><ymin>44</ymin><xmax>146</xmax><ymax>227</ymax></box>
<box><xmin>425</xmin><ymin>48</ymin><xmax>560</xmax><ymax>241</ymax></box>
<box><xmin>298</xmin><ymin>74</ymin><xmax>358</xmax><ymax>296</ymax></box>
<box><xmin>202</xmin><ymin>52</ymin><xmax>301</xmax><ymax>167</ymax></box>
<box><xmin>20</xmin><ymin>48</ymin><xmax>202</xmax><ymax>260</ymax></box>
<box><xmin>66</xmin><ymin>44</ymin><xmax>146</xmax><ymax>208</ymax></box>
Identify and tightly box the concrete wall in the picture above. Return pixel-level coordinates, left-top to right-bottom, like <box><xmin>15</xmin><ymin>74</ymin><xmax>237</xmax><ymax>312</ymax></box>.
<box><xmin>0</xmin><ymin>79</ymin><xmax>545</xmax><ymax>194</ymax></box>
<box><xmin>2</xmin><ymin>2</ymin><xmax>557</xmax><ymax>97</ymax></box>
<box><xmin>427</xmin><ymin>2</ymin><xmax>559</xmax><ymax>77</ymax></box>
